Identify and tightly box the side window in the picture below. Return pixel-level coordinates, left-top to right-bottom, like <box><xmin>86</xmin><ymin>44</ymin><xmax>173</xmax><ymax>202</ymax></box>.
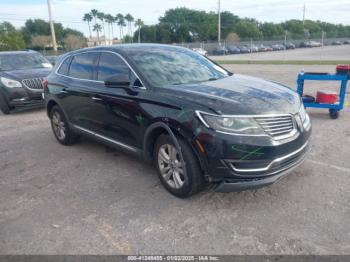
<box><xmin>57</xmin><ymin>56</ymin><xmax>72</xmax><ymax>76</ymax></box>
<box><xmin>97</xmin><ymin>53</ymin><xmax>130</xmax><ymax>81</ymax></box>
<box><xmin>69</xmin><ymin>53</ymin><xmax>97</xmax><ymax>80</ymax></box>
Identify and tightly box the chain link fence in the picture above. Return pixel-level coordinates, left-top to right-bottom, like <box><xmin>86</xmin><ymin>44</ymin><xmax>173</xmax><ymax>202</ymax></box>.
<box><xmin>175</xmin><ymin>35</ymin><xmax>350</xmax><ymax>57</ymax></box>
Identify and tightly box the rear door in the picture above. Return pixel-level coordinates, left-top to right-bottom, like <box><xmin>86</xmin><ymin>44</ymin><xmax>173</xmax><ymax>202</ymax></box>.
<box><xmin>58</xmin><ymin>52</ymin><xmax>100</xmax><ymax>132</ymax></box>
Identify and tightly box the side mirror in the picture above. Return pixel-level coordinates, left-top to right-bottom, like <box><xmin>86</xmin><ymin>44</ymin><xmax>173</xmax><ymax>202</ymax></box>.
<box><xmin>104</xmin><ymin>74</ymin><xmax>130</xmax><ymax>88</ymax></box>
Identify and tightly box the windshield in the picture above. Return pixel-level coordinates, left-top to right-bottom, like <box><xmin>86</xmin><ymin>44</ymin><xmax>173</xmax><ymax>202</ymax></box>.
<box><xmin>127</xmin><ymin>48</ymin><xmax>230</xmax><ymax>87</ymax></box>
<box><xmin>0</xmin><ymin>53</ymin><xmax>52</xmax><ymax>71</ymax></box>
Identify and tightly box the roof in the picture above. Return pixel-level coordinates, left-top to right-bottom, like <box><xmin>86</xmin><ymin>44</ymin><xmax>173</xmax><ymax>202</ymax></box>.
<box><xmin>0</xmin><ymin>50</ymin><xmax>39</xmax><ymax>55</ymax></box>
<box><xmin>66</xmin><ymin>44</ymin><xmax>187</xmax><ymax>55</ymax></box>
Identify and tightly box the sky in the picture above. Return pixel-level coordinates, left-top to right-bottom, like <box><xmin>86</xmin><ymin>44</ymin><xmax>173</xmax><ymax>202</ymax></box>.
<box><xmin>0</xmin><ymin>0</ymin><xmax>349</xmax><ymax>37</ymax></box>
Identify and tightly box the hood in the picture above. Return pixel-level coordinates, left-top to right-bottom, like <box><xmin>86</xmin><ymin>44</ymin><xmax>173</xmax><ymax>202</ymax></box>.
<box><xmin>1</xmin><ymin>68</ymin><xmax>51</xmax><ymax>81</ymax></box>
<box><xmin>161</xmin><ymin>74</ymin><xmax>300</xmax><ymax>115</ymax></box>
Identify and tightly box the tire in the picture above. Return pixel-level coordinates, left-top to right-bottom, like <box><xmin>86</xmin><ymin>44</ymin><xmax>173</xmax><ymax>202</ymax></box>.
<box><xmin>329</xmin><ymin>109</ymin><xmax>339</xmax><ymax>119</ymax></box>
<box><xmin>0</xmin><ymin>93</ymin><xmax>10</xmax><ymax>115</ymax></box>
<box><xmin>154</xmin><ymin>134</ymin><xmax>205</xmax><ymax>198</ymax></box>
<box><xmin>50</xmin><ymin>105</ymin><xmax>79</xmax><ymax>145</ymax></box>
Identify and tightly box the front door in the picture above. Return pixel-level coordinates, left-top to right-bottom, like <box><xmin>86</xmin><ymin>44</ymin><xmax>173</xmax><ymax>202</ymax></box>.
<box><xmin>87</xmin><ymin>52</ymin><xmax>147</xmax><ymax>149</ymax></box>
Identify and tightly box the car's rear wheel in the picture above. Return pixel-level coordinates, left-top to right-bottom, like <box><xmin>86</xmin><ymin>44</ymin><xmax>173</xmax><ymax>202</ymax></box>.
<box><xmin>154</xmin><ymin>134</ymin><xmax>205</xmax><ymax>198</ymax></box>
<box><xmin>0</xmin><ymin>93</ymin><xmax>10</xmax><ymax>115</ymax></box>
<box><xmin>50</xmin><ymin>105</ymin><xmax>79</xmax><ymax>145</ymax></box>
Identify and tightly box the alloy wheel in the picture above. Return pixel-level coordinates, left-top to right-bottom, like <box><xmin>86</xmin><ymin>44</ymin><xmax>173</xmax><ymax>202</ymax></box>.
<box><xmin>158</xmin><ymin>144</ymin><xmax>186</xmax><ymax>189</ymax></box>
<box><xmin>52</xmin><ymin>111</ymin><xmax>66</xmax><ymax>140</ymax></box>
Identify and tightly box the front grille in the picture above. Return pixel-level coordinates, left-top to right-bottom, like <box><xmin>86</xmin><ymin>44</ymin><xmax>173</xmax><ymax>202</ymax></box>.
<box><xmin>22</xmin><ymin>78</ymin><xmax>45</xmax><ymax>90</ymax></box>
<box><xmin>226</xmin><ymin>141</ymin><xmax>309</xmax><ymax>178</ymax></box>
<box><xmin>255</xmin><ymin>115</ymin><xmax>295</xmax><ymax>138</ymax></box>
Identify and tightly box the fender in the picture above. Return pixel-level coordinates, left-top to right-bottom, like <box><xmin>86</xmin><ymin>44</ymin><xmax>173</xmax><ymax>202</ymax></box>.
<box><xmin>0</xmin><ymin>88</ymin><xmax>9</xmax><ymax>105</ymax></box>
<box><xmin>45</xmin><ymin>95</ymin><xmax>69</xmax><ymax>120</ymax></box>
<box><xmin>143</xmin><ymin>121</ymin><xmax>208</xmax><ymax>175</ymax></box>
<box><xmin>0</xmin><ymin>89</ymin><xmax>10</xmax><ymax>111</ymax></box>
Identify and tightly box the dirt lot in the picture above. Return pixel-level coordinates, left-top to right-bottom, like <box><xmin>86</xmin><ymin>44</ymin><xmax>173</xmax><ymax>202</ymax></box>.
<box><xmin>210</xmin><ymin>44</ymin><xmax>350</xmax><ymax>61</ymax></box>
<box><xmin>1</xmin><ymin>65</ymin><xmax>350</xmax><ymax>255</ymax></box>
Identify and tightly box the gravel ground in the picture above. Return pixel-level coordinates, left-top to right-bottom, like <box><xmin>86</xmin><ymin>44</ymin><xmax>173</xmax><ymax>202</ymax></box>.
<box><xmin>210</xmin><ymin>45</ymin><xmax>350</xmax><ymax>61</ymax></box>
<box><xmin>0</xmin><ymin>65</ymin><xmax>350</xmax><ymax>255</ymax></box>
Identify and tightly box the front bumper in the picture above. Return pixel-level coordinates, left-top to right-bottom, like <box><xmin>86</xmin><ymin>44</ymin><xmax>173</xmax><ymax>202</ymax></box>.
<box><xmin>213</xmin><ymin>140</ymin><xmax>310</xmax><ymax>192</ymax></box>
<box><xmin>9</xmin><ymin>97</ymin><xmax>44</xmax><ymax>107</ymax></box>
<box><xmin>1</xmin><ymin>85</ymin><xmax>43</xmax><ymax>109</ymax></box>
<box><xmin>194</xmin><ymin>118</ymin><xmax>311</xmax><ymax>191</ymax></box>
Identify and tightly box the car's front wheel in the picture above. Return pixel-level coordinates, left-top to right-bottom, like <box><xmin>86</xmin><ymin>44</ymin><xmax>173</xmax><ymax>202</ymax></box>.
<box><xmin>154</xmin><ymin>134</ymin><xmax>205</xmax><ymax>198</ymax></box>
<box><xmin>0</xmin><ymin>93</ymin><xmax>10</xmax><ymax>115</ymax></box>
<box><xmin>50</xmin><ymin>105</ymin><xmax>79</xmax><ymax>145</ymax></box>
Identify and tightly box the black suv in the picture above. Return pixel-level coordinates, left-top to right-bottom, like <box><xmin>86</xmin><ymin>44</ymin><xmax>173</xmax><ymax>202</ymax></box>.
<box><xmin>45</xmin><ymin>44</ymin><xmax>311</xmax><ymax>198</ymax></box>
<box><xmin>0</xmin><ymin>50</ymin><xmax>52</xmax><ymax>114</ymax></box>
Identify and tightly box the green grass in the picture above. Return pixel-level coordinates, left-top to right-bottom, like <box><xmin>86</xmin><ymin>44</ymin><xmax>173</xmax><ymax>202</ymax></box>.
<box><xmin>214</xmin><ymin>60</ymin><xmax>349</xmax><ymax>65</ymax></box>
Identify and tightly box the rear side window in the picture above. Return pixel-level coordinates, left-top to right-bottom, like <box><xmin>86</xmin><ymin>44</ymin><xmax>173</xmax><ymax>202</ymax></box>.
<box><xmin>97</xmin><ymin>53</ymin><xmax>129</xmax><ymax>81</ymax></box>
<box><xmin>57</xmin><ymin>56</ymin><xmax>72</xmax><ymax>76</ymax></box>
<box><xmin>69</xmin><ymin>53</ymin><xmax>97</xmax><ymax>80</ymax></box>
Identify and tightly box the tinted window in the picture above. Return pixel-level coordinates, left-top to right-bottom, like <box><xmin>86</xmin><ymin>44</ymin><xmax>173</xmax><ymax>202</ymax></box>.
<box><xmin>69</xmin><ymin>53</ymin><xmax>97</xmax><ymax>80</ymax></box>
<box><xmin>127</xmin><ymin>48</ymin><xmax>229</xmax><ymax>87</ymax></box>
<box><xmin>57</xmin><ymin>56</ymin><xmax>72</xmax><ymax>75</ymax></box>
<box><xmin>0</xmin><ymin>53</ymin><xmax>52</xmax><ymax>71</ymax></box>
<box><xmin>97</xmin><ymin>53</ymin><xmax>129</xmax><ymax>81</ymax></box>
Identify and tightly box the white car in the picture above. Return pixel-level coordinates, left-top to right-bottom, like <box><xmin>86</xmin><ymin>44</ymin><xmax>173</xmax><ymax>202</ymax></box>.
<box><xmin>192</xmin><ymin>48</ymin><xmax>208</xmax><ymax>56</ymax></box>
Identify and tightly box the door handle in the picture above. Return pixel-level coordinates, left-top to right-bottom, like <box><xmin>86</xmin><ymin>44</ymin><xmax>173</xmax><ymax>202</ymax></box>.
<box><xmin>60</xmin><ymin>88</ymin><xmax>68</xmax><ymax>94</ymax></box>
<box><xmin>91</xmin><ymin>96</ymin><xmax>103</xmax><ymax>101</ymax></box>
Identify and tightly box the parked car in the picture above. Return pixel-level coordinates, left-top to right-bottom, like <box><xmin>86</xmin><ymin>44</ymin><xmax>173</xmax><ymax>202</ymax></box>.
<box><xmin>44</xmin><ymin>44</ymin><xmax>312</xmax><ymax>198</ymax></box>
<box><xmin>258</xmin><ymin>44</ymin><xmax>268</xmax><ymax>52</ymax></box>
<box><xmin>300</xmin><ymin>41</ymin><xmax>321</xmax><ymax>48</ymax></box>
<box><xmin>238</xmin><ymin>45</ymin><xmax>250</xmax><ymax>53</ymax></box>
<box><xmin>192</xmin><ymin>48</ymin><xmax>207</xmax><ymax>56</ymax></box>
<box><xmin>250</xmin><ymin>45</ymin><xmax>259</xmax><ymax>52</ymax></box>
<box><xmin>271</xmin><ymin>44</ymin><xmax>284</xmax><ymax>51</ymax></box>
<box><xmin>0</xmin><ymin>50</ymin><xmax>52</xmax><ymax>114</ymax></box>
<box><xmin>283</xmin><ymin>42</ymin><xmax>295</xmax><ymax>49</ymax></box>
<box><xmin>46</xmin><ymin>55</ymin><xmax>59</xmax><ymax>65</ymax></box>
<box><xmin>343</xmin><ymin>40</ymin><xmax>350</xmax><ymax>45</ymax></box>
<box><xmin>311</xmin><ymin>41</ymin><xmax>322</xmax><ymax>47</ymax></box>
<box><xmin>332</xmin><ymin>41</ymin><xmax>342</xmax><ymax>46</ymax></box>
<box><xmin>227</xmin><ymin>45</ymin><xmax>240</xmax><ymax>54</ymax></box>
<box><xmin>266</xmin><ymin>46</ymin><xmax>273</xmax><ymax>52</ymax></box>
<box><xmin>213</xmin><ymin>46</ymin><xmax>228</xmax><ymax>55</ymax></box>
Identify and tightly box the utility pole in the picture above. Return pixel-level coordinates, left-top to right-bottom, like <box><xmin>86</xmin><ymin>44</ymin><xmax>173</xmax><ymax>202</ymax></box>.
<box><xmin>138</xmin><ymin>27</ymin><xmax>141</xmax><ymax>43</ymax></box>
<box><xmin>218</xmin><ymin>0</ymin><xmax>221</xmax><ymax>46</ymax></box>
<box><xmin>302</xmin><ymin>3</ymin><xmax>306</xmax><ymax>26</ymax></box>
<box><xmin>283</xmin><ymin>31</ymin><xmax>287</xmax><ymax>61</ymax></box>
<box><xmin>47</xmin><ymin>0</ymin><xmax>57</xmax><ymax>52</ymax></box>
<box><xmin>320</xmin><ymin>31</ymin><xmax>325</xmax><ymax>63</ymax></box>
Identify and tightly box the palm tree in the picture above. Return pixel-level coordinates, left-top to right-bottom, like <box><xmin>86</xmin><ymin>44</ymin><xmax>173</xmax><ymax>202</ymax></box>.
<box><xmin>105</xmin><ymin>14</ymin><xmax>115</xmax><ymax>41</ymax></box>
<box><xmin>93</xmin><ymin>23</ymin><xmax>102</xmax><ymax>44</ymax></box>
<box><xmin>97</xmin><ymin>12</ymin><xmax>107</xmax><ymax>44</ymax></box>
<box><xmin>124</xmin><ymin>13</ymin><xmax>134</xmax><ymax>42</ymax></box>
<box><xmin>83</xmin><ymin>13</ymin><xmax>93</xmax><ymax>38</ymax></box>
<box><xmin>135</xmin><ymin>19</ymin><xmax>144</xmax><ymax>43</ymax></box>
<box><xmin>116</xmin><ymin>13</ymin><xmax>126</xmax><ymax>42</ymax></box>
<box><xmin>90</xmin><ymin>9</ymin><xmax>99</xmax><ymax>25</ymax></box>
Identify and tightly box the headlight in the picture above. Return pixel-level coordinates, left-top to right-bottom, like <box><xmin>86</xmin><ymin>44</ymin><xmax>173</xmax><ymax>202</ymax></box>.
<box><xmin>0</xmin><ymin>77</ymin><xmax>22</xmax><ymax>88</ymax></box>
<box><xmin>196</xmin><ymin>111</ymin><xmax>265</xmax><ymax>135</ymax></box>
<box><xmin>299</xmin><ymin>105</ymin><xmax>311</xmax><ymax>129</ymax></box>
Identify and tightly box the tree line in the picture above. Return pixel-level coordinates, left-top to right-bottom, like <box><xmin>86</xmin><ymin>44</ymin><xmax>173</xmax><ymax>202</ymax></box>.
<box><xmin>82</xmin><ymin>7</ymin><xmax>350</xmax><ymax>44</ymax></box>
<box><xmin>134</xmin><ymin>8</ymin><xmax>350</xmax><ymax>43</ymax></box>
<box><xmin>0</xmin><ymin>19</ymin><xmax>85</xmax><ymax>51</ymax></box>
<box><xmin>1</xmin><ymin>7</ymin><xmax>350</xmax><ymax>51</ymax></box>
